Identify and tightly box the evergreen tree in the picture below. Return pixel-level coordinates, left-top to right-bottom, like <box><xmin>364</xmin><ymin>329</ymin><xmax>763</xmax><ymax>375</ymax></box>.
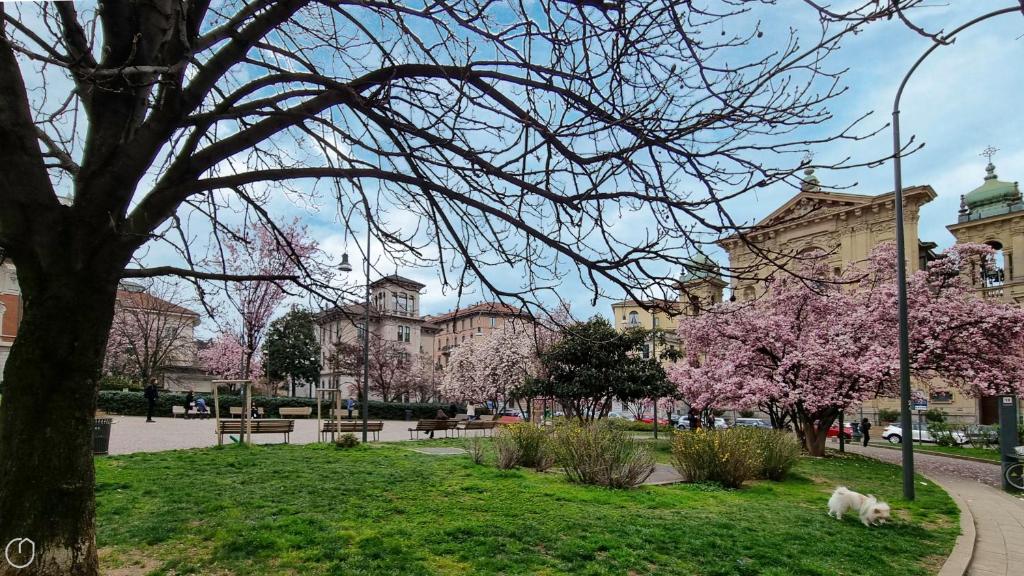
<box><xmin>263</xmin><ymin>308</ymin><xmax>322</xmax><ymax>397</ymax></box>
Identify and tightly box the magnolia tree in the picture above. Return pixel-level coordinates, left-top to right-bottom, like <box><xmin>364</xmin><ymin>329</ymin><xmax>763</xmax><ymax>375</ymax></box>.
<box><xmin>672</xmin><ymin>244</ymin><xmax>1024</xmax><ymax>456</ymax></box>
<box><xmin>199</xmin><ymin>332</ymin><xmax>264</xmax><ymax>384</ymax></box>
<box><xmin>440</xmin><ymin>330</ymin><xmax>542</xmax><ymax>411</ymax></box>
<box><xmin>328</xmin><ymin>336</ymin><xmax>428</xmax><ymax>403</ymax></box>
<box><xmin>214</xmin><ymin>222</ymin><xmax>319</xmax><ymax>380</ymax></box>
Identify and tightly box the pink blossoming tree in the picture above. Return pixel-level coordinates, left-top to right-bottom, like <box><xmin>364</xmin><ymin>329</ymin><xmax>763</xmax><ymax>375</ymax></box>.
<box><xmin>672</xmin><ymin>243</ymin><xmax>1024</xmax><ymax>456</ymax></box>
<box><xmin>199</xmin><ymin>332</ymin><xmax>264</xmax><ymax>383</ymax></box>
<box><xmin>440</xmin><ymin>329</ymin><xmax>542</xmax><ymax>411</ymax></box>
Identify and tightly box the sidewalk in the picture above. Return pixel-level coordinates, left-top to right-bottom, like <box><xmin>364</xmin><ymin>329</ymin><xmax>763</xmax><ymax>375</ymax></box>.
<box><xmin>845</xmin><ymin>443</ymin><xmax>1024</xmax><ymax>576</ymax></box>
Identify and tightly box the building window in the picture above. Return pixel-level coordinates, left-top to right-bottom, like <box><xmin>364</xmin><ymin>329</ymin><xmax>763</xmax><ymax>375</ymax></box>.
<box><xmin>357</xmin><ymin>322</ymin><xmax>366</xmax><ymax>340</ymax></box>
<box><xmin>461</xmin><ymin>319</ymin><xmax>465</xmax><ymax>330</ymax></box>
<box><xmin>627</xmin><ymin>311</ymin><xmax>639</xmax><ymax>326</ymax></box>
<box><xmin>653</xmin><ymin>316</ymin><xmax>659</xmax><ymax>327</ymax></box>
<box><xmin>476</xmin><ymin>327</ymin><xmax>482</xmax><ymax>334</ymax></box>
<box><xmin>397</xmin><ymin>325</ymin><xmax>411</xmax><ymax>342</ymax></box>
<box><xmin>930</xmin><ymin>390</ymin><xmax>954</xmax><ymax>404</ymax></box>
<box><xmin>489</xmin><ymin>316</ymin><xmax>496</xmax><ymax>328</ymax></box>
<box><xmin>642</xmin><ymin>343</ymin><xmax>650</xmax><ymax>359</ymax></box>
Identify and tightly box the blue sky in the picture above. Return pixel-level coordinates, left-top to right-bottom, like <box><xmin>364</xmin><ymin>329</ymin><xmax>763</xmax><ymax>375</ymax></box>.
<box><xmin>118</xmin><ymin>1</ymin><xmax>1024</xmax><ymax>328</ymax></box>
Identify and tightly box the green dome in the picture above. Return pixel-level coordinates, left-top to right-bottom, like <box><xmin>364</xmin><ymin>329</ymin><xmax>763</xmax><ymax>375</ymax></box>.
<box><xmin>963</xmin><ymin>163</ymin><xmax>1021</xmax><ymax>215</ymax></box>
<box><xmin>681</xmin><ymin>254</ymin><xmax>720</xmax><ymax>282</ymax></box>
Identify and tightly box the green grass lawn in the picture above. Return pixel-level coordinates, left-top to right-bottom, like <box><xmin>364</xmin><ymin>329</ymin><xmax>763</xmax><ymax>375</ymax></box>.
<box><xmin>870</xmin><ymin>441</ymin><xmax>1002</xmax><ymax>462</ymax></box>
<box><xmin>96</xmin><ymin>441</ymin><xmax>959</xmax><ymax>576</ymax></box>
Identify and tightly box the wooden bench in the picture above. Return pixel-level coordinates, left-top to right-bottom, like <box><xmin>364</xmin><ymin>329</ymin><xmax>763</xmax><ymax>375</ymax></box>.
<box><xmin>458</xmin><ymin>420</ymin><xmax>498</xmax><ymax>436</ymax></box>
<box><xmin>329</xmin><ymin>408</ymin><xmax>360</xmax><ymax>420</ymax></box>
<box><xmin>172</xmin><ymin>405</ymin><xmax>209</xmax><ymax>419</ymax></box>
<box><xmin>171</xmin><ymin>405</ymin><xmax>187</xmax><ymax>418</ymax></box>
<box><xmin>217</xmin><ymin>419</ymin><xmax>294</xmax><ymax>444</ymax></box>
<box><xmin>229</xmin><ymin>406</ymin><xmax>265</xmax><ymax>418</ymax></box>
<box><xmin>408</xmin><ymin>419</ymin><xmax>458</xmax><ymax>439</ymax></box>
<box><xmin>279</xmin><ymin>406</ymin><xmax>313</xmax><ymax>418</ymax></box>
<box><xmin>321</xmin><ymin>420</ymin><xmax>384</xmax><ymax>442</ymax></box>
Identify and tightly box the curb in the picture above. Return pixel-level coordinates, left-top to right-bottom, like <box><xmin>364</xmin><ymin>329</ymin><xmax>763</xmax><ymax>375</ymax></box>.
<box><xmin>864</xmin><ymin>442</ymin><xmax>1000</xmax><ymax>465</ymax></box>
<box><xmin>929</xmin><ymin>475</ymin><xmax>976</xmax><ymax>576</ymax></box>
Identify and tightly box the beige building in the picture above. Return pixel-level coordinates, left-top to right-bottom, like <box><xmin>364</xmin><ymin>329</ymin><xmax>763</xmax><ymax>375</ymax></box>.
<box><xmin>721</xmin><ymin>164</ymin><xmax>1021</xmax><ymax>424</ymax></box>
<box><xmin>315</xmin><ymin>274</ymin><xmax>428</xmax><ymax>397</ymax></box>
<box><xmin>425</xmin><ymin>302</ymin><xmax>533</xmax><ymax>368</ymax></box>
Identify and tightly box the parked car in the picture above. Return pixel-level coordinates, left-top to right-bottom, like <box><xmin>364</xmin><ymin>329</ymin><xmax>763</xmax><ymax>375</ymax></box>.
<box><xmin>827</xmin><ymin>422</ymin><xmax>853</xmax><ymax>440</ymax></box>
<box><xmin>882</xmin><ymin>423</ymin><xmax>967</xmax><ymax>445</ymax></box>
<box><xmin>675</xmin><ymin>416</ymin><xmax>729</xmax><ymax>430</ymax></box>
<box><xmin>712</xmin><ymin>417</ymin><xmax>729</xmax><ymax>429</ymax></box>
<box><xmin>606</xmin><ymin>411</ymin><xmax>632</xmax><ymax>420</ymax></box>
<box><xmin>639</xmin><ymin>417</ymin><xmax>670</xmax><ymax>426</ymax></box>
<box><xmin>734</xmin><ymin>418</ymin><xmax>772</xmax><ymax>429</ymax></box>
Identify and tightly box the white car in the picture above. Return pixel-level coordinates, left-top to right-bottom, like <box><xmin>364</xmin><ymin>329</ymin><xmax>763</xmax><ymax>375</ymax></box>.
<box><xmin>606</xmin><ymin>411</ymin><xmax>632</xmax><ymax>420</ymax></box>
<box><xmin>882</xmin><ymin>423</ymin><xmax>966</xmax><ymax>445</ymax></box>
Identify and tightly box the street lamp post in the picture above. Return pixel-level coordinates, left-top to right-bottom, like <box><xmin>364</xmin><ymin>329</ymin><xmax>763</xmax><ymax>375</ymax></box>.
<box><xmin>890</xmin><ymin>4</ymin><xmax>1020</xmax><ymax>500</ymax></box>
<box><xmin>361</xmin><ymin>210</ymin><xmax>371</xmax><ymax>443</ymax></box>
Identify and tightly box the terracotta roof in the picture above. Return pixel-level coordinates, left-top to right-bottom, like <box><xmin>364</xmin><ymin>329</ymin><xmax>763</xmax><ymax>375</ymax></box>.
<box><xmin>429</xmin><ymin>302</ymin><xmax>530</xmax><ymax>323</ymax></box>
<box><xmin>116</xmin><ymin>290</ymin><xmax>199</xmax><ymax>317</ymax></box>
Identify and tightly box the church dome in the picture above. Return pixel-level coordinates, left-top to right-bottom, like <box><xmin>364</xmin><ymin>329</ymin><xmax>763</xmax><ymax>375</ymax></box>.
<box><xmin>680</xmin><ymin>254</ymin><xmax>720</xmax><ymax>282</ymax></box>
<box><xmin>963</xmin><ymin>162</ymin><xmax>1021</xmax><ymax>216</ymax></box>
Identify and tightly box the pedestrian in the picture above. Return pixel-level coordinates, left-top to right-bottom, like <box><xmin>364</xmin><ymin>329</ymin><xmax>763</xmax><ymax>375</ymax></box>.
<box><xmin>144</xmin><ymin>379</ymin><xmax>159</xmax><ymax>422</ymax></box>
<box><xmin>860</xmin><ymin>417</ymin><xmax>872</xmax><ymax>447</ymax></box>
<box><xmin>184</xmin><ymin>390</ymin><xmax>194</xmax><ymax>419</ymax></box>
<box><xmin>346</xmin><ymin>397</ymin><xmax>354</xmax><ymax>419</ymax></box>
<box><xmin>687</xmin><ymin>407</ymin><xmax>699</xmax><ymax>430</ymax></box>
<box><xmin>429</xmin><ymin>408</ymin><xmax>449</xmax><ymax>439</ymax></box>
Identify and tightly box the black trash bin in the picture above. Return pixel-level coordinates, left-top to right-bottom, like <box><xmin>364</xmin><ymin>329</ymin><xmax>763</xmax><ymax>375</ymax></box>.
<box><xmin>93</xmin><ymin>417</ymin><xmax>113</xmax><ymax>455</ymax></box>
<box><xmin>404</xmin><ymin>409</ymin><xmax>413</xmax><ymax>421</ymax></box>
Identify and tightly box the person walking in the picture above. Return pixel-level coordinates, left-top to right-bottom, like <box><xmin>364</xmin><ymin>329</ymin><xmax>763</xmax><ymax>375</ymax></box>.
<box><xmin>346</xmin><ymin>397</ymin><xmax>354</xmax><ymax>419</ymax></box>
<box><xmin>184</xmin><ymin>390</ymin><xmax>194</xmax><ymax>419</ymax></box>
<box><xmin>144</xmin><ymin>380</ymin><xmax>159</xmax><ymax>422</ymax></box>
<box><xmin>860</xmin><ymin>418</ymin><xmax>872</xmax><ymax>447</ymax></box>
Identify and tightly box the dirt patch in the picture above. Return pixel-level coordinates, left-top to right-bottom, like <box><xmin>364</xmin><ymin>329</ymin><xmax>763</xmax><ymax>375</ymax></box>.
<box><xmin>98</xmin><ymin>547</ymin><xmax>161</xmax><ymax>576</ymax></box>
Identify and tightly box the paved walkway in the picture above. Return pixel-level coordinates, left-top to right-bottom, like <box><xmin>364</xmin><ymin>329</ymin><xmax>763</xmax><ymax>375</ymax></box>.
<box><xmin>103</xmin><ymin>416</ymin><xmax>474</xmax><ymax>454</ymax></box>
<box><xmin>844</xmin><ymin>443</ymin><xmax>1024</xmax><ymax>576</ymax></box>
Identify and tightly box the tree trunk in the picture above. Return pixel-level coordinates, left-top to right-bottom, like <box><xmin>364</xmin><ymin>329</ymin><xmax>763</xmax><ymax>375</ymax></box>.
<box><xmin>0</xmin><ymin>274</ymin><xmax>119</xmax><ymax>576</ymax></box>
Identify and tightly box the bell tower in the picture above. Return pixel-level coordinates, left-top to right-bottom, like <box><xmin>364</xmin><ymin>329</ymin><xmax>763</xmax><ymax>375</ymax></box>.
<box><xmin>678</xmin><ymin>255</ymin><xmax>727</xmax><ymax>315</ymax></box>
<box><xmin>946</xmin><ymin>147</ymin><xmax>1024</xmax><ymax>304</ymax></box>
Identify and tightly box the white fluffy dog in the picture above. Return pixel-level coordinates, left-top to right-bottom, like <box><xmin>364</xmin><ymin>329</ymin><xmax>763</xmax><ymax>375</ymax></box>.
<box><xmin>828</xmin><ymin>487</ymin><xmax>891</xmax><ymax>526</ymax></box>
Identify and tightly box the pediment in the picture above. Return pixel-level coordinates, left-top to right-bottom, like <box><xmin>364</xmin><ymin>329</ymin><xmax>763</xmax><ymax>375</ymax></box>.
<box><xmin>754</xmin><ymin>192</ymin><xmax>871</xmax><ymax>230</ymax></box>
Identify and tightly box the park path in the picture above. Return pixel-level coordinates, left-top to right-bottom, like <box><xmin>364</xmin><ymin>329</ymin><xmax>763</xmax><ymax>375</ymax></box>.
<box><xmin>845</xmin><ymin>443</ymin><xmax>1024</xmax><ymax>576</ymax></box>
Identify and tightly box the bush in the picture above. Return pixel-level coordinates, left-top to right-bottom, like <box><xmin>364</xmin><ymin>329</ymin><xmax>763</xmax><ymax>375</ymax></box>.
<box><xmin>493</xmin><ymin>434</ymin><xmax>522</xmax><ymax>470</ymax></box>
<box><xmin>927</xmin><ymin>421</ymin><xmax>958</xmax><ymax>447</ymax></box>
<box><xmin>671</xmin><ymin>428</ymin><xmax>760</xmax><ymax>489</ymax></box>
<box><xmin>606</xmin><ymin>419</ymin><xmax>657</xmax><ymax>432</ymax></box>
<box><xmin>99</xmin><ymin>374</ymin><xmax>142</xmax><ymax>391</ymax></box>
<box><xmin>924</xmin><ymin>409</ymin><xmax>947</xmax><ymax>424</ymax></box>
<box><xmin>97</xmin><ymin>390</ymin><xmax>460</xmax><ymax>419</ymax></box>
<box><xmin>549</xmin><ymin>420</ymin><xmax>655</xmax><ymax>488</ymax></box>
<box><xmin>751</xmin><ymin>429</ymin><xmax>801</xmax><ymax>481</ymax></box>
<box><xmin>465</xmin><ymin>436</ymin><xmax>486</xmax><ymax>465</ymax></box>
<box><xmin>499</xmin><ymin>423</ymin><xmax>554</xmax><ymax>470</ymax></box>
<box><xmin>878</xmin><ymin>408</ymin><xmax>899</xmax><ymax>423</ymax></box>
<box><xmin>335</xmin><ymin>433</ymin><xmax>359</xmax><ymax>448</ymax></box>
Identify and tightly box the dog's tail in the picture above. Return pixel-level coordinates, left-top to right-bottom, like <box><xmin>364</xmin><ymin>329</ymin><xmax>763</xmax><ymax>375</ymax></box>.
<box><xmin>833</xmin><ymin>486</ymin><xmax>849</xmax><ymax>495</ymax></box>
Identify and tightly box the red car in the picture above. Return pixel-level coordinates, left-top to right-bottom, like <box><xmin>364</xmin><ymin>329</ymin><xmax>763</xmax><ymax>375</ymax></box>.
<box><xmin>827</xmin><ymin>423</ymin><xmax>853</xmax><ymax>440</ymax></box>
<box><xmin>640</xmin><ymin>417</ymin><xmax>671</xmax><ymax>426</ymax></box>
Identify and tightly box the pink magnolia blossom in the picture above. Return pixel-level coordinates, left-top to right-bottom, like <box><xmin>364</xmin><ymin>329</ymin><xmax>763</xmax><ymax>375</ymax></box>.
<box><xmin>199</xmin><ymin>332</ymin><xmax>264</xmax><ymax>381</ymax></box>
<box><xmin>671</xmin><ymin>243</ymin><xmax>1024</xmax><ymax>455</ymax></box>
<box><xmin>439</xmin><ymin>329</ymin><xmax>541</xmax><ymax>408</ymax></box>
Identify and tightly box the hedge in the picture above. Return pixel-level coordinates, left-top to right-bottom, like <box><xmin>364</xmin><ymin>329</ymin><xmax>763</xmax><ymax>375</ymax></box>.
<box><xmin>97</xmin><ymin>390</ymin><xmax>463</xmax><ymax>419</ymax></box>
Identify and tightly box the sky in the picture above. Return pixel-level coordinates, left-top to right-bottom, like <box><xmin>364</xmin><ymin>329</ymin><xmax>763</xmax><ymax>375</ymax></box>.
<box><xmin>310</xmin><ymin>1</ymin><xmax>1024</xmax><ymax>322</ymax></box>
<box><xmin>14</xmin><ymin>1</ymin><xmax>1022</xmax><ymax>331</ymax></box>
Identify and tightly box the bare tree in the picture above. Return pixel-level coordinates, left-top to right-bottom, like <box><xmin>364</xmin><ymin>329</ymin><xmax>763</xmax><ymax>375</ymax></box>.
<box><xmin>104</xmin><ymin>281</ymin><xmax>199</xmax><ymax>384</ymax></box>
<box><xmin>0</xmin><ymin>1</ymin><xmax>942</xmax><ymax>573</ymax></box>
<box><xmin>329</xmin><ymin>336</ymin><xmax>415</xmax><ymax>403</ymax></box>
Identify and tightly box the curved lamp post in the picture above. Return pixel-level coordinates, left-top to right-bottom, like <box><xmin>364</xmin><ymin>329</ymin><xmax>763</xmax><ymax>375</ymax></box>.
<box><xmin>891</xmin><ymin>4</ymin><xmax>1021</xmax><ymax>500</ymax></box>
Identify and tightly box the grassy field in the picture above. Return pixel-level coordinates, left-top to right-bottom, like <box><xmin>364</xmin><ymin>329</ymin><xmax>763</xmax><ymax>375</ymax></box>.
<box><xmin>871</xmin><ymin>441</ymin><xmax>1002</xmax><ymax>462</ymax></box>
<box><xmin>96</xmin><ymin>441</ymin><xmax>959</xmax><ymax>576</ymax></box>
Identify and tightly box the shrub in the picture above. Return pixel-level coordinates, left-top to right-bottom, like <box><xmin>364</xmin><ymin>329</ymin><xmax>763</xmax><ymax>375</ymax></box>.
<box><xmin>671</xmin><ymin>428</ymin><xmax>760</xmax><ymax>488</ymax></box>
<box><xmin>549</xmin><ymin>420</ymin><xmax>655</xmax><ymax>488</ymax></box>
<box><xmin>924</xmin><ymin>408</ymin><xmax>947</xmax><ymax>424</ymax></box>
<box><xmin>97</xmin><ymin>390</ymin><xmax>460</xmax><ymax>419</ymax></box>
<box><xmin>465</xmin><ymin>436</ymin><xmax>486</xmax><ymax>465</ymax></box>
<box><xmin>927</xmin><ymin>421</ymin><xmax>958</xmax><ymax>447</ymax></box>
<box><xmin>335</xmin><ymin>433</ymin><xmax>359</xmax><ymax>448</ymax></box>
<box><xmin>751</xmin><ymin>429</ymin><xmax>801</xmax><ymax>481</ymax></box>
<box><xmin>493</xmin><ymin>434</ymin><xmax>522</xmax><ymax>470</ymax></box>
<box><xmin>606</xmin><ymin>419</ymin><xmax>657</xmax><ymax>432</ymax></box>
<box><xmin>493</xmin><ymin>423</ymin><xmax>554</xmax><ymax>470</ymax></box>
<box><xmin>878</xmin><ymin>408</ymin><xmax>900</xmax><ymax>423</ymax></box>
<box><xmin>99</xmin><ymin>374</ymin><xmax>142</xmax><ymax>391</ymax></box>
